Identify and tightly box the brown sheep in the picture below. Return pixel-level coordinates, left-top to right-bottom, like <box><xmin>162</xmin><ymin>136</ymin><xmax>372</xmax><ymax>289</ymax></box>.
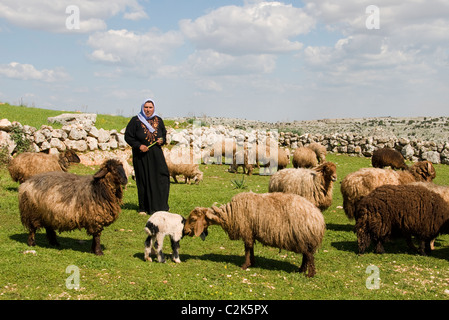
<box><xmin>340</xmin><ymin>160</ymin><xmax>436</xmax><ymax>220</ymax></box>
<box><xmin>292</xmin><ymin>147</ymin><xmax>318</xmax><ymax>168</ymax></box>
<box><xmin>268</xmin><ymin>162</ymin><xmax>337</xmax><ymax>211</ymax></box>
<box><xmin>308</xmin><ymin>143</ymin><xmax>327</xmax><ymax>163</ymax></box>
<box><xmin>164</xmin><ymin>148</ymin><xmax>204</xmax><ymax>184</ymax></box>
<box><xmin>19</xmin><ymin>159</ymin><xmax>128</xmax><ymax>255</ymax></box>
<box><xmin>371</xmin><ymin>148</ymin><xmax>408</xmax><ymax>170</ymax></box>
<box><xmin>183</xmin><ymin>192</ymin><xmax>325</xmax><ymax>277</ymax></box>
<box><xmin>8</xmin><ymin>150</ymin><xmax>80</xmax><ymax>183</ymax></box>
<box><xmin>355</xmin><ymin>184</ymin><xmax>449</xmax><ymax>256</ymax></box>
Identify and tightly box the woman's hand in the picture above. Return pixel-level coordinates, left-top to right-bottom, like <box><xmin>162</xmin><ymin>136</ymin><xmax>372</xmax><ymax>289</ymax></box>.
<box><xmin>156</xmin><ymin>137</ymin><xmax>164</xmax><ymax>145</ymax></box>
<box><xmin>139</xmin><ymin>144</ymin><xmax>149</xmax><ymax>152</ymax></box>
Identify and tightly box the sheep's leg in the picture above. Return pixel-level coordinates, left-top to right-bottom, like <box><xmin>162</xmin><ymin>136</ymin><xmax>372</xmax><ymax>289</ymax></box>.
<box><xmin>241</xmin><ymin>242</ymin><xmax>255</xmax><ymax>269</ymax></box>
<box><xmin>170</xmin><ymin>237</ymin><xmax>181</xmax><ymax>263</ymax></box>
<box><xmin>298</xmin><ymin>253</ymin><xmax>308</xmax><ymax>274</ymax></box>
<box><xmin>45</xmin><ymin>227</ymin><xmax>59</xmax><ymax>246</ymax></box>
<box><xmin>27</xmin><ymin>228</ymin><xmax>37</xmax><ymax>247</ymax></box>
<box><xmin>144</xmin><ymin>235</ymin><xmax>153</xmax><ymax>262</ymax></box>
<box><xmin>155</xmin><ymin>235</ymin><xmax>166</xmax><ymax>263</ymax></box>
<box><xmin>91</xmin><ymin>233</ymin><xmax>103</xmax><ymax>256</ymax></box>
<box><xmin>356</xmin><ymin>229</ymin><xmax>370</xmax><ymax>254</ymax></box>
<box><xmin>417</xmin><ymin>239</ymin><xmax>432</xmax><ymax>256</ymax></box>
<box><xmin>172</xmin><ymin>175</ymin><xmax>179</xmax><ymax>184</ymax></box>
<box><xmin>299</xmin><ymin>252</ymin><xmax>316</xmax><ymax>278</ymax></box>
<box><xmin>373</xmin><ymin>240</ymin><xmax>385</xmax><ymax>254</ymax></box>
<box><xmin>406</xmin><ymin>236</ymin><xmax>418</xmax><ymax>253</ymax></box>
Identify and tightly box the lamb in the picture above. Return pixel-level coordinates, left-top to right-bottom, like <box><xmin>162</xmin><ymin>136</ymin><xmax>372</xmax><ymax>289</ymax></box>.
<box><xmin>355</xmin><ymin>184</ymin><xmax>449</xmax><ymax>256</ymax></box>
<box><xmin>340</xmin><ymin>160</ymin><xmax>436</xmax><ymax>220</ymax></box>
<box><xmin>144</xmin><ymin>211</ymin><xmax>186</xmax><ymax>263</ymax></box>
<box><xmin>371</xmin><ymin>147</ymin><xmax>408</xmax><ymax>170</ymax></box>
<box><xmin>164</xmin><ymin>149</ymin><xmax>204</xmax><ymax>184</ymax></box>
<box><xmin>268</xmin><ymin>162</ymin><xmax>337</xmax><ymax>211</ymax></box>
<box><xmin>8</xmin><ymin>150</ymin><xmax>80</xmax><ymax>183</ymax></box>
<box><xmin>183</xmin><ymin>192</ymin><xmax>325</xmax><ymax>277</ymax></box>
<box><xmin>292</xmin><ymin>147</ymin><xmax>318</xmax><ymax>168</ymax></box>
<box><xmin>18</xmin><ymin>159</ymin><xmax>128</xmax><ymax>255</ymax></box>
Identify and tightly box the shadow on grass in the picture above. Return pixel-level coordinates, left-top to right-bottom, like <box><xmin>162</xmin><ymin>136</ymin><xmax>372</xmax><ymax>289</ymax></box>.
<box><xmin>326</xmin><ymin>223</ymin><xmax>354</xmax><ymax>233</ymax></box>
<box><xmin>133</xmin><ymin>251</ymin><xmax>301</xmax><ymax>272</ymax></box>
<box><xmin>10</xmin><ymin>233</ymin><xmax>104</xmax><ymax>254</ymax></box>
<box><xmin>331</xmin><ymin>238</ymin><xmax>449</xmax><ymax>261</ymax></box>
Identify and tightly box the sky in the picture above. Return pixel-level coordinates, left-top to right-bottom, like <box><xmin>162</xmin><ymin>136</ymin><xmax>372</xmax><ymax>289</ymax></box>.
<box><xmin>0</xmin><ymin>0</ymin><xmax>449</xmax><ymax>122</ymax></box>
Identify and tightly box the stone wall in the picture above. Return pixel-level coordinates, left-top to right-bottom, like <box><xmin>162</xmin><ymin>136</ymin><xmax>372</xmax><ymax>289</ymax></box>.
<box><xmin>0</xmin><ymin>118</ymin><xmax>127</xmax><ymax>155</ymax></box>
<box><xmin>1</xmin><ymin>117</ymin><xmax>448</xmax><ymax>165</ymax></box>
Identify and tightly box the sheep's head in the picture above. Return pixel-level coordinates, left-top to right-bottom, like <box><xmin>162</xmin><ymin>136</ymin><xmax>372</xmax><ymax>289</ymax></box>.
<box><xmin>193</xmin><ymin>171</ymin><xmax>204</xmax><ymax>184</ymax></box>
<box><xmin>94</xmin><ymin>159</ymin><xmax>128</xmax><ymax>187</ymax></box>
<box><xmin>315</xmin><ymin>162</ymin><xmax>337</xmax><ymax>182</ymax></box>
<box><xmin>64</xmin><ymin>149</ymin><xmax>81</xmax><ymax>164</ymax></box>
<box><xmin>184</xmin><ymin>206</ymin><xmax>222</xmax><ymax>240</ymax></box>
<box><xmin>410</xmin><ymin>161</ymin><xmax>436</xmax><ymax>182</ymax></box>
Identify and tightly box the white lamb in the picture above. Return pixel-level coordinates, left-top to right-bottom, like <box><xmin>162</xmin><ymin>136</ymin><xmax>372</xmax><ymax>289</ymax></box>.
<box><xmin>144</xmin><ymin>211</ymin><xmax>186</xmax><ymax>263</ymax></box>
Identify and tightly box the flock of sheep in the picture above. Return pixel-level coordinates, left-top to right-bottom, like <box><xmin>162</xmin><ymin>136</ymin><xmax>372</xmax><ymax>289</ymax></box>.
<box><xmin>6</xmin><ymin>141</ymin><xmax>449</xmax><ymax>278</ymax></box>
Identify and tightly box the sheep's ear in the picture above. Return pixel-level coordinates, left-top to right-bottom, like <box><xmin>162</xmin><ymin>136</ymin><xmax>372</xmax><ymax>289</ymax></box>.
<box><xmin>93</xmin><ymin>167</ymin><xmax>108</xmax><ymax>179</ymax></box>
<box><xmin>193</xmin><ymin>215</ymin><xmax>207</xmax><ymax>237</ymax></box>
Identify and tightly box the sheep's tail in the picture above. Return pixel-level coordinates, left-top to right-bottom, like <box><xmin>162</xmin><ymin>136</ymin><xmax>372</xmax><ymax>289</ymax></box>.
<box><xmin>144</xmin><ymin>220</ymin><xmax>159</xmax><ymax>236</ymax></box>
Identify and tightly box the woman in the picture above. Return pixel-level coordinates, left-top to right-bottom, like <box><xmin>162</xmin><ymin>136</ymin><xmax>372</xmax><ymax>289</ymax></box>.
<box><xmin>125</xmin><ymin>99</ymin><xmax>170</xmax><ymax>215</ymax></box>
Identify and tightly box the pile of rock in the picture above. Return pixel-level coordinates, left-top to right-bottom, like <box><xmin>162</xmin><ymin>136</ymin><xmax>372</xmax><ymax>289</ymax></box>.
<box><xmin>0</xmin><ymin>118</ymin><xmax>127</xmax><ymax>155</ymax></box>
<box><xmin>283</xmin><ymin>131</ymin><xmax>449</xmax><ymax>165</ymax></box>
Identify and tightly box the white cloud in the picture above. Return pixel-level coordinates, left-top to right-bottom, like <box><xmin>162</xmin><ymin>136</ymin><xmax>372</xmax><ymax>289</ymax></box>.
<box><xmin>179</xmin><ymin>1</ymin><xmax>315</xmax><ymax>55</ymax></box>
<box><xmin>184</xmin><ymin>50</ymin><xmax>277</xmax><ymax>76</ymax></box>
<box><xmin>0</xmin><ymin>62</ymin><xmax>70</xmax><ymax>82</ymax></box>
<box><xmin>301</xmin><ymin>0</ymin><xmax>449</xmax><ymax>88</ymax></box>
<box><xmin>87</xmin><ymin>29</ymin><xmax>184</xmax><ymax>72</ymax></box>
<box><xmin>0</xmin><ymin>0</ymin><xmax>147</xmax><ymax>33</ymax></box>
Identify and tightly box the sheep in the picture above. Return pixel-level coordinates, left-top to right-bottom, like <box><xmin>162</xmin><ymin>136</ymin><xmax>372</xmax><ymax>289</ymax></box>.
<box><xmin>144</xmin><ymin>211</ymin><xmax>186</xmax><ymax>263</ymax></box>
<box><xmin>183</xmin><ymin>192</ymin><xmax>325</xmax><ymax>277</ymax></box>
<box><xmin>277</xmin><ymin>148</ymin><xmax>290</xmax><ymax>170</ymax></box>
<box><xmin>340</xmin><ymin>160</ymin><xmax>436</xmax><ymax>220</ymax></box>
<box><xmin>355</xmin><ymin>184</ymin><xmax>449</xmax><ymax>256</ymax></box>
<box><xmin>292</xmin><ymin>147</ymin><xmax>318</xmax><ymax>168</ymax></box>
<box><xmin>371</xmin><ymin>147</ymin><xmax>408</xmax><ymax>170</ymax></box>
<box><xmin>308</xmin><ymin>143</ymin><xmax>327</xmax><ymax>164</ymax></box>
<box><xmin>229</xmin><ymin>146</ymin><xmax>288</xmax><ymax>175</ymax></box>
<box><xmin>18</xmin><ymin>159</ymin><xmax>128</xmax><ymax>255</ymax></box>
<box><xmin>205</xmin><ymin>139</ymin><xmax>237</xmax><ymax>164</ymax></box>
<box><xmin>268</xmin><ymin>162</ymin><xmax>337</xmax><ymax>211</ymax></box>
<box><xmin>164</xmin><ymin>149</ymin><xmax>204</xmax><ymax>184</ymax></box>
<box><xmin>8</xmin><ymin>150</ymin><xmax>80</xmax><ymax>183</ymax></box>
<box><xmin>409</xmin><ymin>181</ymin><xmax>449</xmax><ymax>249</ymax></box>
<box><xmin>229</xmin><ymin>149</ymin><xmax>255</xmax><ymax>176</ymax></box>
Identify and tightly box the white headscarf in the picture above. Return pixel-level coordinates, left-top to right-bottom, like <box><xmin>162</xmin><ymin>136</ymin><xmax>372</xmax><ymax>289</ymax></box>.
<box><xmin>137</xmin><ymin>99</ymin><xmax>158</xmax><ymax>133</ymax></box>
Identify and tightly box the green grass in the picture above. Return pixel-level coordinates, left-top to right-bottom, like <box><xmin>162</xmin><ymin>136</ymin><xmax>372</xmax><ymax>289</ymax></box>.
<box><xmin>1</xmin><ymin>104</ymin><xmax>449</xmax><ymax>300</ymax></box>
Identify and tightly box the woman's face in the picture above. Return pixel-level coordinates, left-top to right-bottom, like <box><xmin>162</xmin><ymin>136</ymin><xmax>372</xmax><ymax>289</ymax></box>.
<box><xmin>143</xmin><ymin>101</ymin><xmax>155</xmax><ymax>118</ymax></box>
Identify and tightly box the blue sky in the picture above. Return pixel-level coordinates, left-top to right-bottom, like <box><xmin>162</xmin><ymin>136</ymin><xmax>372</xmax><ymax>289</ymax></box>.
<box><xmin>1</xmin><ymin>0</ymin><xmax>449</xmax><ymax>122</ymax></box>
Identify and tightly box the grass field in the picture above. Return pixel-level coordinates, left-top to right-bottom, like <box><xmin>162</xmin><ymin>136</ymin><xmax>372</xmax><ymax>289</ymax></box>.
<box><xmin>1</xmin><ymin>105</ymin><xmax>449</xmax><ymax>301</ymax></box>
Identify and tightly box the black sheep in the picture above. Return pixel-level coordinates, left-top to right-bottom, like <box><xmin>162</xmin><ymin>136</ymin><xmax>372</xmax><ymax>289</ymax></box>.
<box><xmin>371</xmin><ymin>148</ymin><xmax>408</xmax><ymax>170</ymax></box>
<box><xmin>355</xmin><ymin>184</ymin><xmax>449</xmax><ymax>256</ymax></box>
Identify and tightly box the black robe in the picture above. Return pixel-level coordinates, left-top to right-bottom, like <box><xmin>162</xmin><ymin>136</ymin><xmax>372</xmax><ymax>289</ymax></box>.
<box><xmin>124</xmin><ymin>115</ymin><xmax>170</xmax><ymax>214</ymax></box>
